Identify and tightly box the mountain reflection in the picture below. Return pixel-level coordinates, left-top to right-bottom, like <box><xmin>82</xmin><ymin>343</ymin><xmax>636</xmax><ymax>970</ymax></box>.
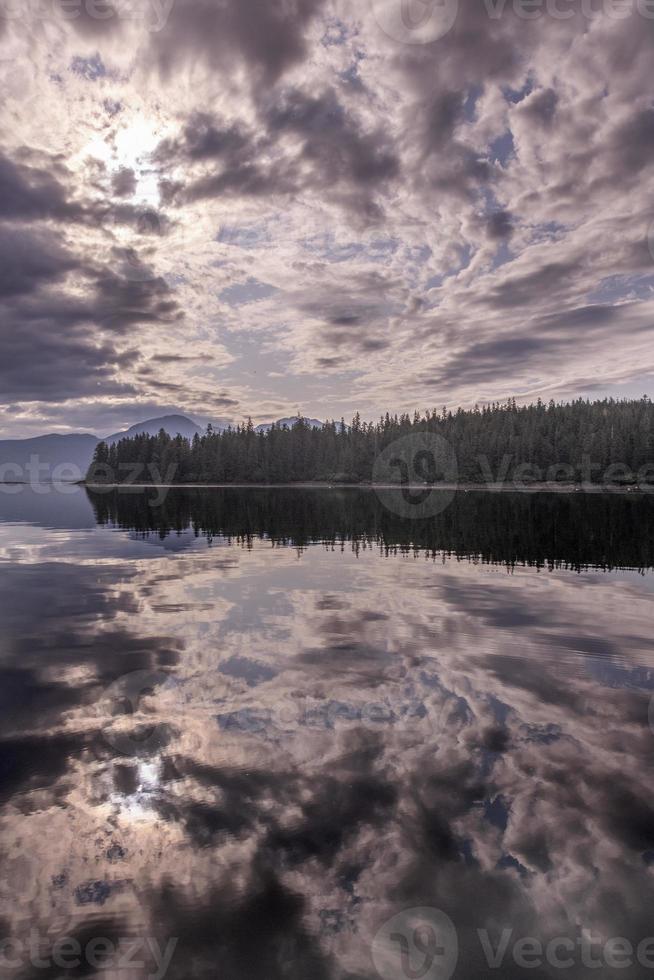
<box><xmin>0</xmin><ymin>488</ymin><xmax>653</xmax><ymax>979</ymax></box>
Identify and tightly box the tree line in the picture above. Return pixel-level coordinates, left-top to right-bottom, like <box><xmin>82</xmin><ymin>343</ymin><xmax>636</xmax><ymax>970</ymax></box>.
<box><xmin>86</xmin><ymin>397</ymin><xmax>654</xmax><ymax>486</ymax></box>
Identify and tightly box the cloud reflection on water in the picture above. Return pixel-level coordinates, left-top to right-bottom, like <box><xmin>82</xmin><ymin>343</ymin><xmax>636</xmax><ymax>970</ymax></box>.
<box><xmin>0</xmin><ymin>488</ymin><xmax>653</xmax><ymax>979</ymax></box>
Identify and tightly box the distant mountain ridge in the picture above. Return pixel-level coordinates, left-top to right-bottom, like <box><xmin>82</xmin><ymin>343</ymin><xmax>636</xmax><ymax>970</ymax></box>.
<box><xmin>0</xmin><ymin>414</ymin><xmax>326</xmax><ymax>479</ymax></box>
<box><xmin>104</xmin><ymin>415</ymin><xmax>204</xmax><ymax>444</ymax></box>
<box><xmin>0</xmin><ymin>433</ymin><xmax>100</xmax><ymax>478</ymax></box>
<box><xmin>0</xmin><ymin>415</ymin><xmax>206</xmax><ymax>479</ymax></box>
<box><xmin>255</xmin><ymin>417</ymin><xmax>324</xmax><ymax>433</ymax></box>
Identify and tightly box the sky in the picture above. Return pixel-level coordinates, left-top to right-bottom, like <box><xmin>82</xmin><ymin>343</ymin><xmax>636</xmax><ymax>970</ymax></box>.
<box><xmin>2</xmin><ymin>0</ymin><xmax>654</xmax><ymax>438</ymax></box>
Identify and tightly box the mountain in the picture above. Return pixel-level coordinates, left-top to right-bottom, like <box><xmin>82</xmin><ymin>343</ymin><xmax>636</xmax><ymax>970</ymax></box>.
<box><xmin>0</xmin><ymin>415</ymin><xmax>204</xmax><ymax>481</ymax></box>
<box><xmin>255</xmin><ymin>417</ymin><xmax>324</xmax><ymax>433</ymax></box>
<box><xmin>105</xmin><ymin>415</ymin><xmax>204</xmax><ymax>444</ymax></box>
<box><xmin>0</xmin><ymin>433</ymin><xmax>99</xmax><ymax>479</ymax></box>
<box><xmin>0</xmin><ymin>414</ymin><xmax>329</xmax><ymax>481</ymax></box>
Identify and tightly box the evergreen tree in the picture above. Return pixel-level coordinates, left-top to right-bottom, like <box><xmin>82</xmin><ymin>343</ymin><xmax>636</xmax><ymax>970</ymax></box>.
<box><xmin>85</xmin><ymin>399</ymin><xmax>654</xmax><ymax>488</ymax></box>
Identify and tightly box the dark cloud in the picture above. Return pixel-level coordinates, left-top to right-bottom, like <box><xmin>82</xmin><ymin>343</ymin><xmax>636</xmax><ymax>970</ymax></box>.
<box><xmin>535</xmin><ymin>305</ymin><xmax>620</xmax><ymax>331</ymax></box>
<box><xmin>266</xmin><ymin>88</ymin><xmax>399</xmax><ymax>189</ymax></box>
<box><xmin>517</xmin><ymin>87</ymin><xmax>558</xmax><ymax>126</ymax></box>
<box><xmin>0</xmin><ymin>220</ymin><xmax>182</xmax><ymax>402</ymax></box>
<box><xmin>424</xmin><ymin>90</ymin><xmax>466</xmax><ymax>149</ymax></box>
<box><xmin>484</xmin><ymin>262</ymin><xmax>579</xmax><ymax>310</ymax></box>
<box><xmin>0</xmin><ymin>224</ymin><xmax>80</xmax><ymax>298</ymax></box>
<box><xmin>0</xmin><ymin>326</ymin><xmax>135</xmax><ymax>402</ymax></box>
<box><xmin>486</xmin><ymin>210</ymin><xmax>513</xmax><ymax>240</ymax></box>
<box><xmin>149</xmin><ymin>0</ymin><xmax>327</xmax><ymax>89</ymax></box>
<box><xmin>611</xmin><ymin>107</ymin><xmax>654</xmax><ymax>179</ymax></box>
<box><xmin>0</xmin><ymin>150</ymin><xmax>82</xmax><ymax>223</ymax></box>
<box><xmin>92</xmin><ymin>268</ymin><xmax>182</xmax><ymax>329</ymax></box>
<box><xmin>157</xmin><ymin>91</ymin><xmax>398</xmax><ymax>216</ymax></box>
<box><xmin>111</xmin><ymin>166</ymin><xmax>137</xmax><ymax>197</ymax></box>
<box><xmin>156</xmin><ymin>112</ymin><xmax>297</xmax><ymax>203</ymax></box>
<box><xmin>150</xmin><ymin>353</ymin><xmax>207</xmax><ymax>363</ymax></box>
<box><xmin>177</xmin><ymin>115</ymin><xmax>253</xmax><ymax>162</ymax></box>
<box><xmin>427</xmin><ymin>335</ymin><xmax>552</xmax><ymax>387</ymax></box>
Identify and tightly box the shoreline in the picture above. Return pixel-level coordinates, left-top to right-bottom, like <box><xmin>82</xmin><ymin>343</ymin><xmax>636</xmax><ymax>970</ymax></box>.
<box><xmin>75</xmin><ymin>481</ymin><xmax>654</xmax><ymax>494</ymax></box>
<box><xmin>1</xmin><ymin>480</ymin><xmax>652</xmax><ymax>494</ymax></box>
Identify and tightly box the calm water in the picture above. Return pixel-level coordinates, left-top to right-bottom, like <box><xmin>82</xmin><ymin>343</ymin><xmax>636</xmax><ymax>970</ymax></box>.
<box><xmin>1</xmin><ymin>487</ymin><xmax>654</xmax><ymax>980</ymax></box>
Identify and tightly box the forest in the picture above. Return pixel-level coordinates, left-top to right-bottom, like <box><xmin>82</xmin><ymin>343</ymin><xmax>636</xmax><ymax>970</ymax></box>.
<box><xmin>86</xmin><ymin>397</ymin><xmax>654</xmax><ymax>487</ymax></box>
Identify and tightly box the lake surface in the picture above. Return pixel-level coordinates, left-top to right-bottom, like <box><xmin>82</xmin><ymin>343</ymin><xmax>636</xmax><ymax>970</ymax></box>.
<box><xmin>1</xmin><ymin>486</ymin><xmax>654</xmax><ymax>980</ymax></box>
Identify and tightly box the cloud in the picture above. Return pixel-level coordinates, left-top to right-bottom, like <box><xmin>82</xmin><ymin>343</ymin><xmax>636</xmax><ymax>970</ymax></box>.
<box><xmin>0</xmin><ymin>150</ymin><xmax>82</xmax><ymax>223</ymax></box>
<box><xmin>149</xmin><ymin>0</ymin><xmax>327</xmax><ymax>90</ymax></box>
<box><xmin>0</xmin><ymin>221</ymin><xmax>183</xmax><ymax>403</ymax></box>
<box><xmin>0</xmin><ymin>224</ymin><xmax>80</xmax><ymax>298</ymax></box>
<box><xmin>111</xmin><ymin>166</ymin><xmax>137</xmax><ymax>196</ymax></box>
<box><xmin>486</xmin><ymin>210</ymin><xmax>513</xmax><ymax>240</ymax></box>
<box><xmin>2</xmin><ymin>0</ymin><xmax>654</xmax><ymax>435</ymax></box>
